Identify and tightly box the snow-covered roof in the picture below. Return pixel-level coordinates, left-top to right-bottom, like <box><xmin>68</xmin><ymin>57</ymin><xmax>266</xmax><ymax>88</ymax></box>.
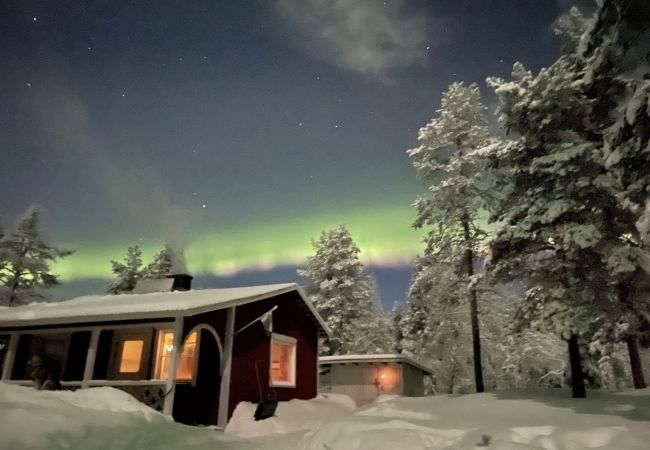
<box><xmin>319</xmin><ymin>354</ymin><xmax>434</xmax><ymax>374</ymax></box>
<box><xmin>0</xmin><ymin>283</ymin><xmax>329</xmax><ymax>335</ymax></box>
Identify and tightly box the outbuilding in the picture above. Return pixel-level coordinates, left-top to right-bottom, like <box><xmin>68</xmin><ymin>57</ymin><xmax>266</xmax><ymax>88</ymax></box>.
<box><xmin>0</xmin><ymin>276</ymin><xmax>329</xmax><ymax>427</ymax></box>
<box><xmin>319</xmin><ymin>354</ymin><xmax>433</xmax><ymax>406</ymax></box>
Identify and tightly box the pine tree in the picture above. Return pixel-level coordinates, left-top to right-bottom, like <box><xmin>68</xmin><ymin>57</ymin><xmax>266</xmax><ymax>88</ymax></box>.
<box><xmin>484</xmin><ymin>0</ymin><xmax>650</xmax><ymax>394</ymax></box>
<box><xmin>298</xmin><ymin>225</ymin><xmax>387</xmax><ymax>355</ymax></box>
<box><xmin>401</xmin><ymin>253</ymin><xmax>473</xmax><ymax>393</ymax></box>
<box><xmin>108</xmin><ymin>245</ymin><xmax>144</xmax><ymax>294</ymax></box>
<box><xmin>406</xmin><ymin>82</ymin><xmax>492</xmax><ymax>392</ymax></box>
<box><xmin>587</xmin><ymin>0</ymin><xmax>650</xmax><ymax>390</ymax></box>
<box><xmin>143</xmin><ymin>245</ymin><xmax>175</xmax><ymax>279</ymax></box>
<box><xmin>0</xmin><ymin>206</ymin><xmax>73</xmax><ymax>306</ymax></box>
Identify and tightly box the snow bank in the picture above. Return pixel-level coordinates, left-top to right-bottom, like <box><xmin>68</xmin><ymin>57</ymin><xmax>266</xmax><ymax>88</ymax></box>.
<box><xmin>226</xmin><ymin>389</ymin><xmax>650</xmax><ymax>450</ymax></box>
<box><xmin>0</xmin><ymin>382</ymin><xmax>256</xmax><ymax>450</ymax></box>
<box><xmin>308</xmin><ymin>389</ymin><xmax>650</xmax><ymax>450</ymax></box>
<box><xmin>225</xmin><ymin>393</ymin><xmax>355</xmax><ymax>439</ymax></box>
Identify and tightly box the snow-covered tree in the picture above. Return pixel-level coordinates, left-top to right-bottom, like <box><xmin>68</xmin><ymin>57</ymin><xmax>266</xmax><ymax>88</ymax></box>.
<box><xmin>401</xmin><ymin>253</ymin><xmax>473</xmax><ymax>393</ymax></box>
<box><xmin>406</xmin><ymin>82</ymin><xmax>493</xmax><ymax>392</ymax></box>
<box><xmin>298</xmin><ymin>225</ymin><xmax>388</xmax><ymax>355</ymax></box>
<box><xmin>400</xmin><ymin>253</ymin><xmax>560</xmax><ymax>392</ymax></box>
<box><xmin>108</xmin><ymin>245</ymin><xmax>144</xmax><ymax>294</ymax></box>
<box><xmin>143</xmin><ymin>245</ymin><xmax>175</xmax><ymax>279</ymax></box>
<box><xmin>0</xmin><ymin>206</ymin><xmax>73</xmax><ymax>306</ymax></box>
<box><xmin>483</xmin><ymin>0</ymin><xmax>650</xmax><ymax>395</ymax></box>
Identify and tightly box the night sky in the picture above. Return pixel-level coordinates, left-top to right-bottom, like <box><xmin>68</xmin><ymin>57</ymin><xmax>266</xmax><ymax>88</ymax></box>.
<box><xmin>0</xmin><ymin>0</ymin><xmax>593</xmax><ymax>307</ymax></box>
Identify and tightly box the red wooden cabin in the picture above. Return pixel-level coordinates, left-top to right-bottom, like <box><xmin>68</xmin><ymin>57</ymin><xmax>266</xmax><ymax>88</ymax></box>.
<box><xmin>0</xmin><ymin>277</ymin><xmax>329</xmax><ymax>427</ymax></box>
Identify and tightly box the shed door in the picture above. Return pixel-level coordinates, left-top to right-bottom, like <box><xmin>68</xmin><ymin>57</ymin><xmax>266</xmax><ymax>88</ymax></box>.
<box><xmin>109</xmin><ymin>328</ymin><xmax>153</xmax><ymax>380</ymax></box>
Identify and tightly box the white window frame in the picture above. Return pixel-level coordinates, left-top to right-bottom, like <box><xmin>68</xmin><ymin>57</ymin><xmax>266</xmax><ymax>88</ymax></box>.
<box><xmin>269</xmin><ymin>333</ymin><xmax>297</xmax><ymax>388</ymax></box>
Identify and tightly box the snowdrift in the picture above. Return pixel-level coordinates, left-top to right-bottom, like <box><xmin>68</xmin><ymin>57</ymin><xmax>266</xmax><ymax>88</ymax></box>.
<box><xmin>227</xmin><ymin>389</ymin><xmax>650</xmax><ymax>450</ymax></box>
<box><xmin>0</xmin><ymin>382</ymin><xmax>256</xmax><ymax>450</ymax></box>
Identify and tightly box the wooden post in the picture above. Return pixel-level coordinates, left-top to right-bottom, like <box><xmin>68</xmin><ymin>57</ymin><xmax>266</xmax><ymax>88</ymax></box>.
<box><xmin>163</xmin><ymin>317</ymin><xmax>184</xmax><ymax>416</ymax></box>
<box><xmin>82</xmin><ymin>329</ymin><xmax>101</xmax><ymax>389</ymax></box>
<box><xmin>1</xmin><ymin>333</ymin><xmax>18</xmax><ymax>381</ymax></box>
<box><xmin>217</xmin><ymin>306</ymin><xmax>236</xmax><ymax>428</ymax></box>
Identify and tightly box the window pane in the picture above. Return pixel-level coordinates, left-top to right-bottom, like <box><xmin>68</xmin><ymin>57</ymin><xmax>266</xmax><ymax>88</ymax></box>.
<box><xmin>119</xmin><ymin>340</ymin><xmax>144</xmax><ymax>373</ymax></box>
<box><xmin>153</xmin><ymin>330</ymin><xmax>197</xmax><ymax>380</ymax></box>
<box><xmin>271</xmin><ymin>340</ymin><xmax>294</xmax><ymax>384</ymax></box>
<box><xmin>154</xmin><ymin>331</ymin><xmax>174</xmax><ymax>379</ymax></box>
<box><xmin>176</xmin><ymin>332</ymin><xmax>197</xmax><ymax>380</ymax></box>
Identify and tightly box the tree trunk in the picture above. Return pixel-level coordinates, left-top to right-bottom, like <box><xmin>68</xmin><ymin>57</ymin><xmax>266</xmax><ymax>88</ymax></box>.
<box><xmin>462</xmin><ymin>218</ymin><xmax>485</xmax><ymax>393</ymax></box>
<box><xmin>617</xmin><ymin>283</ymin><xmax>648</xmax><ymax>388</ymax></box>
<box><xmin>626</xmin><ymin>335</ymin><xmax>647</xmax><ymax>389</ymax></box>
<box><xmin>7</xmin><ymin>277</ymin><xmax>19</xmax><ymax>307</ymax></box>
<box><xmin>567</xmin><ymin>334</ymin><xmax>586</xmax><ymax>398</ymax></box>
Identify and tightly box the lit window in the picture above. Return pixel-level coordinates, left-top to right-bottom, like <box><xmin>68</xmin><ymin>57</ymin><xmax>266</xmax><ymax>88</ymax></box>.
<box><xmin>176</xmin><ymin>332</ymin><xmax>197</xmax><ymax>381</ymax></box>
<box><xmin>119</xmin><ymin>340</ymin><xmax>144</xmax><ymax>373</ymax></box>
<box><xmin>153</xmin><ymin>330</ymin><xmax>198</xmax><ymax>380</ymax></box>
<box><xmin>270</xmin><ymin>333</ymin><xmax>296</xmax><ymax>387</ymax></box>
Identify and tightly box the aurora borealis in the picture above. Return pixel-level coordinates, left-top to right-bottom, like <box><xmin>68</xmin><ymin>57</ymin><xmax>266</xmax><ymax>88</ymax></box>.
<box><xmin>0</xmin><ymin>0</ymin><xmax>594</xmax><ymax>305</ymax></box>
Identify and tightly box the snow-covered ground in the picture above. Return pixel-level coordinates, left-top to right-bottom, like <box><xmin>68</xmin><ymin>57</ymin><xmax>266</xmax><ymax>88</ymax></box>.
<box><xmin>0</xmin><ymin>382</ymin><xmax>256</xmax><ymax>450</ymax></box>
<box><xmin>2</xmin><ymin>381</ymin><xmax>650</xmax><ymax>450</ymax></box>
<box><xmin>228</xmin><ymin>389</ymin><xmax>650</xmax><ymax>450</ymax></box>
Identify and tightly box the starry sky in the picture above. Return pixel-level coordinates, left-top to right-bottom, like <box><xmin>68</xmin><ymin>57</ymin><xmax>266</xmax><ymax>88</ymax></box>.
<box><xmin>0</xmin><ymin>0</ymin><xmax>593</xmax><ymax>307</ymax></box>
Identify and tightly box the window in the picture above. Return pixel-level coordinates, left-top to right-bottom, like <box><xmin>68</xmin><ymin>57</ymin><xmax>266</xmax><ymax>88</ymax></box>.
<box><xmin>118</xmin><ymin>340</ymin><xmax>144</xmax><ymax>373</ymax></box>
<box><xmin>109</xmin><ymin>329</ymin><xmax>153</xmax><ymax>380</ymax></box>
<box><xmin>153</xmin><ymin>330</ymin><xmax>198</xmax><ymax>381</ymax></box>
<box><xmin>269</xmin><ymin>333</ymin><xmax>296</xmax><ymax>387</ymax></box>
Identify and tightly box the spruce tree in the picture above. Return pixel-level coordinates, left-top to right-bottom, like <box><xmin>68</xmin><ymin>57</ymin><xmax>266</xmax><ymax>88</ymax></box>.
<box><xmin>143</xmin><ymin>245</ymin><xmax>175</xmax><ymax>279</ymax></box>
<box><xmin>108</xmin><ymin>245</ymin><xmax>144</xmax><ymax>294</ymax></box>
<box><xmin>406</xmin><ymin>82</ymin><xmax>492</xmax><ymax>392</ymax></box>
<box><xmin>483</xmin><ymin>0</ymin><xmax>650</xmax><ymax>395</ymax></box>
<box><xmin>0</xmin><ymin>206</ymin><xmax>73</xmax><ymax>306</ymax></box>
<box><xmin>298</xmin><ymin>225</ymin><xmax>387</xmax><ymax>355</ymax></box>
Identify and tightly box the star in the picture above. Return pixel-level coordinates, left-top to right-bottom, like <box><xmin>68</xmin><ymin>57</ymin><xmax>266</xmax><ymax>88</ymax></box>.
<box><xmin>26</xmin><ymin>82</ymin><xmax>31</xmax><ymax>87</ymax></box>
<box><xmin>298</xmin><ymin>122</ymin><xmax>303</xmax><ymax>127</ymax></box>
<box><xmin>426</xmin><ymin>45</ymin><xmax>431</xmax><ymax>51</ymax></box>
<box><xmin>201</xmin><ymin>204</ymin><xmax>207</xmax><ymax>209</ymax></box>
<box><xmin>121</xmin><ymin>93</ymin><xmax>126</xmax><ymax>97</ymax></box>
<box><xmin>33</xmin><ymin>17</ymin><xmax>37</xmax><ymax>21</ymax></box>
<box><xmin>334</xmin><ymin>124</ymin><xmax>339</xmax><ymax>129</ymax></box>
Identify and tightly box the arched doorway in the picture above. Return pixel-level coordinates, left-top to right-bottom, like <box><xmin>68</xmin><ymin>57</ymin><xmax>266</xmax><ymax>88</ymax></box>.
<box><xmin>172</xmin><ymin>325</ymin><xmax>222</xmax><ymax>425</ymax></box>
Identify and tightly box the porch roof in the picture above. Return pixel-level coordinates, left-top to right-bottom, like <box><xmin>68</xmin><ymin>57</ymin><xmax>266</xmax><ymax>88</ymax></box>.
<box><xmin>0</xmin><ymin>283</ymin><xmax>329</xmax><ymax>335</ymax></box>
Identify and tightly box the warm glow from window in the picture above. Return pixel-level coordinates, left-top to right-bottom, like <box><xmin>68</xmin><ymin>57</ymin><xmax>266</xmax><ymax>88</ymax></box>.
<box><xmin>270</xmin><ymin>334</ymin><xmax>296</xmax><ymax>387</ymax></box>
<box><xmin>119</xmin><ymin>340</ymin><xmax>144</xmax><ymax>373</ymax></box>
<box><xmin>154</xmin><ymin>330</ymin><xmax>197</xmax><ymax>380</ymax></box>
<box><xmin>176</xmin><ymin>332</ymin><xmax>197</xmax><ymax>380</ymax></box>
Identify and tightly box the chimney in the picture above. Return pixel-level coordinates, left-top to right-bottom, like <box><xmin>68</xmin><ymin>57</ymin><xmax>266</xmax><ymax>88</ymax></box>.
<box><xmin>167</xmin><ymin>274</ymin><xmax>193</xmax><ymax>291</ymax></box>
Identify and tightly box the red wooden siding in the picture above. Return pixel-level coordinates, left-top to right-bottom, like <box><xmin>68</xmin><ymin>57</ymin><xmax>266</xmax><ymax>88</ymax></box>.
<box><xmin>228</xmin><ymin>291</ymin><xmax>318</xmax><ymax>419</ymax></box>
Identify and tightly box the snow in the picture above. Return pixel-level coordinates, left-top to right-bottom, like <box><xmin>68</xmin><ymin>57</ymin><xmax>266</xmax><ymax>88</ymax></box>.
<box><xmin>0</xmin><ymin>283</ymin><xmax>327</xmax><ymax>336</ymax></box>
<box><xmin>225</xmin><ymin>393</ymin><xmax>355</xmax><ymax>440</ymax></box>
<box><xmin>320</xmin><ymin>354</ymin><xmax>434</xmax><ymax>374</ymax></box>
<box><xmin>0</xmin><ymin>382</ymin><xmax>256</xmax><ymax>450</ymax></box>
<box><xmin>226</xmin><ymin>389</ymin><xmax>650</xmax><ymax>450</ymax></box>
<box><xmin>2</xmin><ymin>382</ymin><xmax>650</xmax><ymax>450</ymax></box>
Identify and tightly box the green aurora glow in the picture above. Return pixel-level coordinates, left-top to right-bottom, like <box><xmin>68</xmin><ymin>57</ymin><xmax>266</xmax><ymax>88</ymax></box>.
<box><xmin>53</xmin><ymin>202</ymin><xmax>425</xmax><ymax>281</ymax></box>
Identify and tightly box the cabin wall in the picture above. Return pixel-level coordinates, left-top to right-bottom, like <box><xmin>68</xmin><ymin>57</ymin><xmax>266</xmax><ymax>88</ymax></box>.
<box><xmin>402</xmin><ymin>363</ymin><xmax>426</xmax><ymax>397</ymax></box>
<box><xmin>320</xmin><ymin>362</ymin><xmax>403</xmax><ymax>406</ymax></box>
<box><xmin>228</xmin><ymin>291</ymin><xmax>318</xmax><ymax>419</ymax></box>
